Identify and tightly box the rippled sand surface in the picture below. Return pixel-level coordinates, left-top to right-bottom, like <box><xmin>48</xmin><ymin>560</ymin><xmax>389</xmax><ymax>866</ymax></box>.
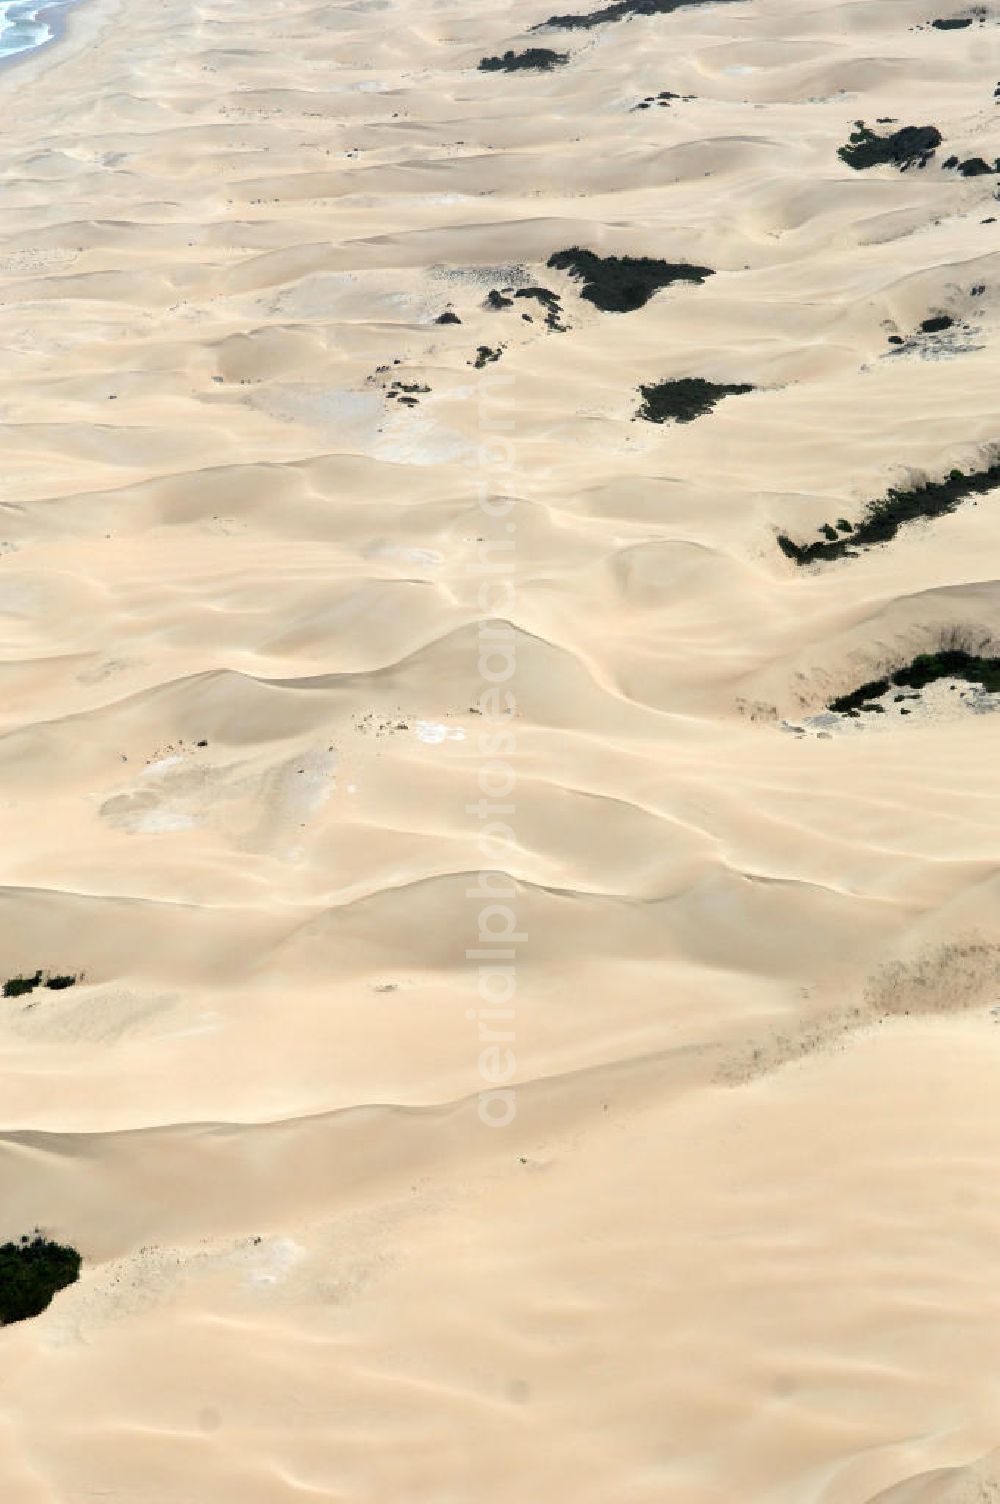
<box><xmin>1</xmin><ymin>0</ymin><xmax>1000</xmax><ymax>1497</ymax></box>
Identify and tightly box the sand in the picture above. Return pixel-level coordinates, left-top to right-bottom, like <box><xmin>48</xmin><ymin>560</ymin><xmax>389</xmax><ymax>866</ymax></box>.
<box><xmin>0</xmin><ymin>0</ymin><xmax>999</xmax><ymax>1496</ymax></box>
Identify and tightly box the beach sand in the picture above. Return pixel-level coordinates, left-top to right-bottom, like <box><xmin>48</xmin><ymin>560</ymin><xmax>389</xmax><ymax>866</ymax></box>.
<box><xmin>0</xmin><ymin>0</ymin><xmax>999</xmax><ymax>1497</ymax></box>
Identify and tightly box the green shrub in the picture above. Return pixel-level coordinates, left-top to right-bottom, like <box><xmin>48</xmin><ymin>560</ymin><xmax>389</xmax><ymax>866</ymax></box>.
<box><xmin>830</xmin><ymin>650</ymin><xmax>1000</xmax><ymax>714</ymax></box>
<box><xmin>547</xmin><ymin>248</ymin><xmax>714</xmax><ymax>312</ymax></box>
<box><xmin>533</xmin><ymin>0</ymin><xmax>743</xmax><ymax>32</ymax></box>
<box><xmin>3</xmin><ymin>971</ymin><xmax>77</xmax><ymax>998</ymax></box>
<box><xmin>478</xmin><ymin>47</ymin><xmax>568</xmax><ymax>71</ymax></box>
<box><xmin>838</xmin><ymin>122</ymin><xmax>941</xmax><ymax>171</ymax></box>
<box><xmin>779</xmin><ymin>459</ymin><xmax>1000</xmax><ymax>565</ymax></box>
<box><xmin>0</xmin><ymin>1234</ymin><xmax>81</xmax><ymax>1325</ymax></box>
<box><xmin>3</xmin><ymin>972</ymin><xmax>42</xmax><ymax>998</ymax></box>
<box><xmin>637</xmin><ymin>377</ymin><xmax>754</xmax><ymax>424</ymax></box>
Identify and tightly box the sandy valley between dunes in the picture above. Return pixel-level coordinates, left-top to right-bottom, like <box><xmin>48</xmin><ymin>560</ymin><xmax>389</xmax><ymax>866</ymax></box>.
<box><xmin>1</xmin><ymin>0</ymin><xmax>1000</xmax><ymax>1498</ymax></box>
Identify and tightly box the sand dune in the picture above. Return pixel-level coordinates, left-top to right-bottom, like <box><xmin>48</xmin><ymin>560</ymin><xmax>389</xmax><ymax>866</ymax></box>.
<box><xmin>1</xmin><ymin>0</ymin><xmax>1000</xmax><ymax>1497</ymax></box>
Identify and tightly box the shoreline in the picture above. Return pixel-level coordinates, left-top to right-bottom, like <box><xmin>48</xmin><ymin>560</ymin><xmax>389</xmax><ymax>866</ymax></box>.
<box><xmin>0</xmin><ymin>0</ymin><xmax>80</xmax><ymax>71</ymax></box>
<box><xmin>0</xmin><ymin>0</ymin><xmax>118</xmax><ymax>90</ymax></box>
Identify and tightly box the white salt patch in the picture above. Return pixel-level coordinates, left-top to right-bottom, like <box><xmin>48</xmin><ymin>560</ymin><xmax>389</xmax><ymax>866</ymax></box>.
<box><xmin>162</xmin><ymin>1011</ymin><xmax>221</xmax><ymax>1039</ymax></box>
<box><xmin>287</xmin><ymin>750</ymin><xmax>337</xmax><ymax>818</ymax></box>
<box><xmin>0</xmin><ymin>579</ymin><xmax>44</xmax><ymax>615</ymax></box>
<box><xmin>142</xmin><ymin>755</ymin><xmax>185</xmax><ymax>779</ymax></box>
<box><xmin>375</xmin><ymin>422</ymin><xmax>473</xmax><ymax>466</ymax></box>
<box><xmin>245</xmin><ymin>1237</ymin><xmax>304</xmax><ymax>1287</ymax></box>
<box><xmin>415</xmin><ymin>721</ymin><xmax>466</xmax><ymax>745</ymax></box>
<box><xmin>132</xmin><ymin>808</ymin><xmax>197</xmax><ymax>833</ymax></box>
<box><xmin>369</xmin><ymin>544</ymin><xmax>444</xmax><ymax>567</ymax></box>
<box><xmin>401</xmin><ymin>547</ymin><xmax>444</xmax><ymax>566</ymax></box>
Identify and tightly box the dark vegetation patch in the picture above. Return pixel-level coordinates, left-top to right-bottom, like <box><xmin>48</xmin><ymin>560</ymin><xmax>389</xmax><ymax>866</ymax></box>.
<box><xmin>916</xmin><ymin>7</ymin><xmax>986</xmax><ymax>26</ymax></box>
<box><xmin>533</xmin><ymin>0</ymin><xmax>744</xmax><ymax>30</ymax></box>
<box><xmin>484</xmin><ymin>284</ymin><xmax>567</xmax><ymax>330</ymax></box>
<box><xmin>885</xmin><ymin>312</ymin><xmax>955</xmax><ymax>344</ymax></box>
<box><xmin>3</xmin><ymin>971</ymin><xmax>42</xmax><ymax>998</ymax></box>
<box><xmin>514</xmin><ymin>286</ymin><xmax>567</xmax><ymax>330</ymax></box>
<box><xmin>883</xmin><ymin>305</ymin><xmax>981</xmax><ymax>360</ymax></box>
<box><xmin>829</xmin><ymin>650</ymin><xmax>1000</xmax><ymax>716</ymax></box>
<box><xmin>386</xmin><ymin>380</ymin><xmax>431</xmax><ymax>407</ymax></box>
<box><xmin>632</xmin><ymin>89</ymin><xmax>693</xmax><ymax>109</ymax></box>
<box><xmin>0</xmin><ymin>1234</ymin><xmax>81</xmax><ymax>1326</ymax></box>
<box><xmin>547</xmin><ymin>247</ymin><xmax>714</xmax><ymax>312</ymax></box>
<box><xmin>478</xmin><ymin>47</ymin><xmax>568</xmax><ymax>70</ymax></box>
<box><xmin>942</xmin><ymin>154</ymin><xmax>1000</xmax><ymax>175</ymax></box>
<box><xmin>3</xmin><ymin>970</ymin><xmax>78</xmax><ymax>998</ymax></box>
<box><xmin>637</xmin><ymin>376</ymin><xmax>754</xmax><ymax>424</ymax></box>
<box><xmin>472</xmin><ymin>345</ymin><xmax>504</xmax><ymax>368</ymax></box>
<box><xmin>777</xmin><ymin>460</ymin><xmax>1000</xmax><ymax>565</ymax></box>
<box><xmin>838</xmin><ymin>121</ymin><xmax>942</xmax><ymax>171</ymax></box>
<box><xmin>435</xmin><ymin>310</ymin><xmax>462</xmax><ymax>324</ymax></box>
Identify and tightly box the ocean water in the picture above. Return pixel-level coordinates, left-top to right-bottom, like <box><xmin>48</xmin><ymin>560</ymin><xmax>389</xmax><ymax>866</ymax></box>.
<box><xmin>0</xmin><ymin>0</ymin><xmax>60</xmax><ymax>59</ymax></box>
